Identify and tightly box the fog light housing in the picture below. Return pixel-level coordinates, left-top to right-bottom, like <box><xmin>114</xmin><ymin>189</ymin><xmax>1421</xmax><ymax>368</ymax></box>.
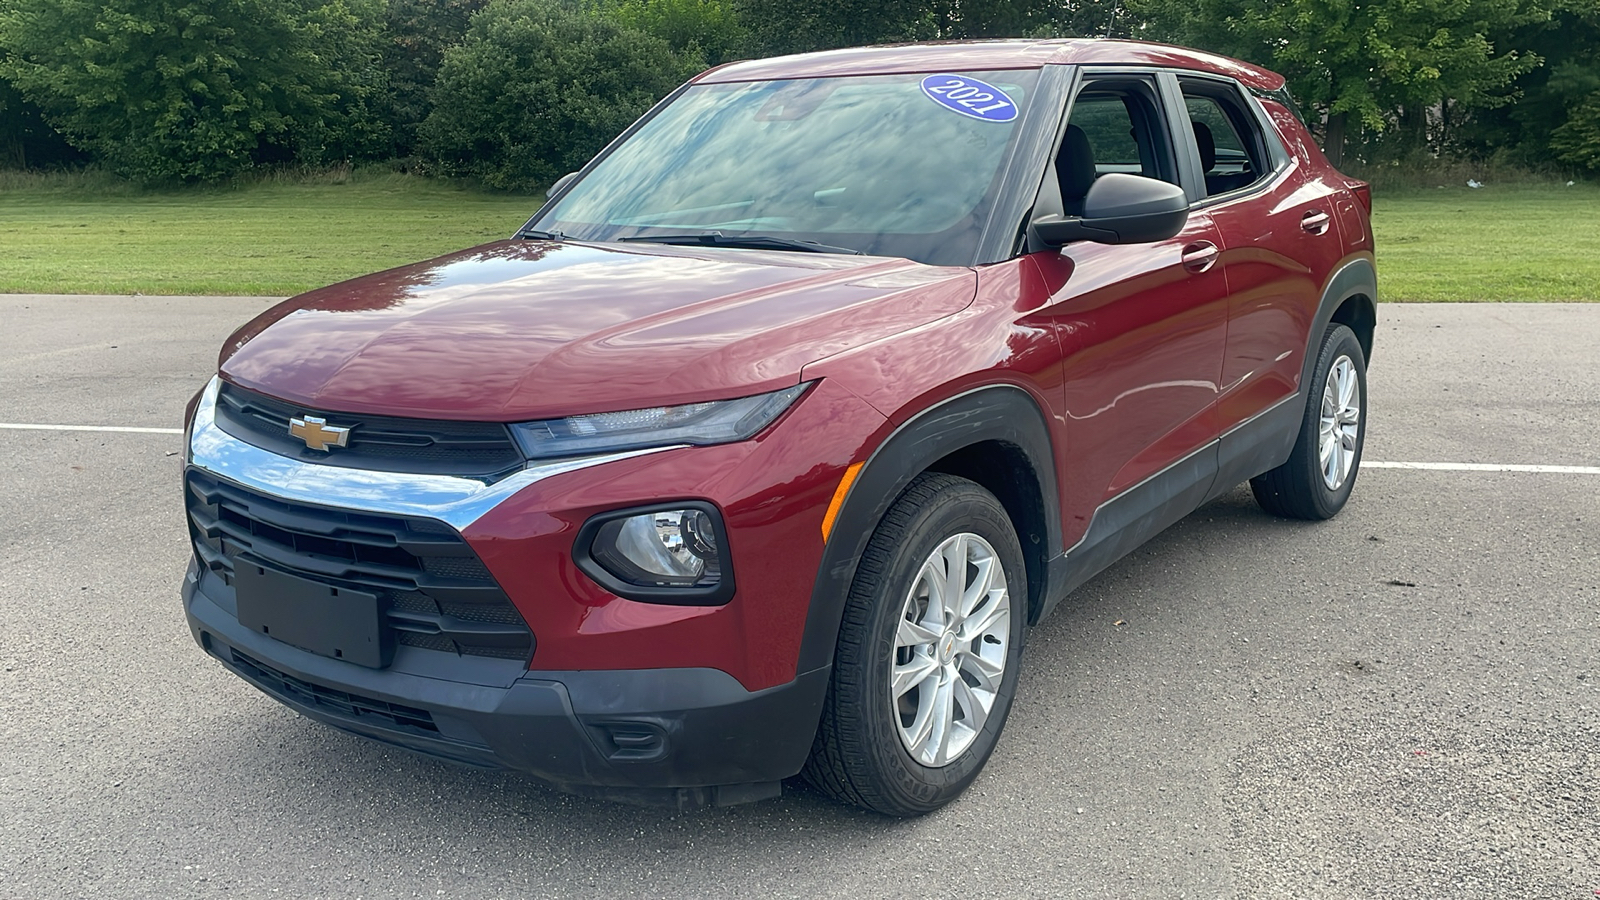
<box><xmin>575</xmin><ymin>502</ymin><xmax>735</xmax><ymax>605</ymax></box>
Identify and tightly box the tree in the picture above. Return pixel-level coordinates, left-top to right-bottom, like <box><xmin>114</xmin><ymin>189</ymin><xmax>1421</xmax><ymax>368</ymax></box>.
<box><xmin>1</xmin><ymin>61</ymin><xmax>84</xmax><ymax>168</ymax></box>
<box><xmin>380</xmin><ymin>0</ymin><xmax>487</xmax><ymax>157</ymax></box>
<box><xmin>965</xmin><ymin>0</ymin><xmax>1126</xmax><ymax>39</ymax></box>
<box><xmin>1139</xmin><ymin>0</ymin><xmax>1550</xmax><ymax>165</ymax></box>
<box><xmin>736</xmin><ymin>0</ymin><xmax>1141</xmax><ymax>58</ymax></box>
<box><xmin>609</xmin><ymin>0</ymin><xmax>749</xmax><ymax>66</ymax></box>
<box><xmin>735</xmin><ymin>0</ymin><xmax>929</xmax><ymax>55</ymax></box>
<box><xmin>1542</xmin><ymin>0</ymin><xmax>1600</xmax><ymax>171</ymax></box>
<box><xmin>420</xmin><ymin>0</ymin><xmax>697</xmax><ymax>191</ymax></box>
<box><xmin>1551</xmin><ymin>94</ymin><xmax>1600</xmax><ymax>170</ymax></box>
<box><xmin>1454</xmin><ymin>0</ymin><xmax>1599</xmax><ymax>170</ymax></box>
<box><xmin>0</xmin><ymin>0</ymin><xmax>389</xmax><ymax>182</ymax></box>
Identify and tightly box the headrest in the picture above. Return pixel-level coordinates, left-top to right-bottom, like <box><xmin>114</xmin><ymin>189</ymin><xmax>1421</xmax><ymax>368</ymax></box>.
<box><xmin>1192</xmin><ymin>121</ymin><xmax>1216</xmax><ymax>172</ymax></box>
<box><xmin>1056</xmin><ymin>124</ymin><xmax>1097</xmax><ymax>200</ymax></box>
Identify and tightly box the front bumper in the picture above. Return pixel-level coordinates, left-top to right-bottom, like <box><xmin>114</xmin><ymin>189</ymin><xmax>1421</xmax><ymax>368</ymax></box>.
<box><xmin>178</xmin><ymin>375</ymin><xmax>890</xmax><ymax>805</ymax></box>
<box><xmin>185</xmin><ymin>563</ymin><xmax>829</xmax><ymax>807</ymax></box>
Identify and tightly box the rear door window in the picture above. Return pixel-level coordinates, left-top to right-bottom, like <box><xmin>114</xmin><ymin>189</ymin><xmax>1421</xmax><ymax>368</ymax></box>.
<box><xmin>1180</xmin><ymin>83</ymin><xmax>1273</xmax><ymax>197</ymax></box>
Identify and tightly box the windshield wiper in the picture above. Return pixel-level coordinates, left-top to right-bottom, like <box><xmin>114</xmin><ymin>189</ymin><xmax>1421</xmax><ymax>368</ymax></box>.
<box><xmin>620</xmin><ymin>231</ymin><xmax>862</xmax><ymax>255</ymax></box>
<box><xmin>515</xmin><ymin>228</ymin><xmax>565</xmax><ymax>241</ymax></box>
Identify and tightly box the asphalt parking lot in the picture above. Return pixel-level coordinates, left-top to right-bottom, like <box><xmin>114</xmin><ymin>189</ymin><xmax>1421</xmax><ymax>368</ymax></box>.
<box><xmin>2</xmin><ymin>296</ymin><xmax>1596</xmax><ymax>899</ymax></box>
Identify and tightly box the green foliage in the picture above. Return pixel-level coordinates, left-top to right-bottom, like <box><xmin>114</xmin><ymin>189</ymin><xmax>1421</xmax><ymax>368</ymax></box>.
<box><xmin>610</xmin><ymin>0</ymin><xmax>748</xmax><ymax>65</ymax></box>
<box><xmin>1453</xmin><ymin>0</ymin><xmax>1598</xmax><ymax>170</ymax></box>
<box><xmin>380</xmin><ymin>0</ymin><xmax>487</xmax><ymax>156</ymax></box>
<box><xmin>1166</xmin><ymin>0</ymin><xmax>1547</xmax><ymax>135</ymax></box>
<box><xmin>969</xmin><ymin>0</ymin><xmax>1123</xmax><ymax>39</ymax></box>
<box><xmin>0</xmin><ymin>0</ymin><xmax>389</xmax><ymax>183</ymax></box>
<box><xmin>0</xmin><ymin>65</ymin><xmax>82</xmax><ymax>169</ymax></box>
<box><xmin>1551</xmin><ymin>94</ymin><xmax>1600</xmax><ymax>170</ymax></box>
<box><xmin>420</xmin><ymin>0</ymin><xmax>696</xmax><ymax>192</ymax></box>
<box><xmin>735</xmin><ymin>0</ymin><xmax>1124</xmax><ymax>55</ymax></box>
<box><xmin>735</xmin><ymin>0</ymin><xmax>927</xmax><ymax>54</ymax></box>
<box><xmin>1</xmin><ymin>0</ymin><xmax>1592</xmax><ymax>183</ymax></box>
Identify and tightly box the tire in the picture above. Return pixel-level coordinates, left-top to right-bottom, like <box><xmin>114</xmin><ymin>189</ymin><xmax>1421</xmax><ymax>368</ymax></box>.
<box><xmin>1251</xmin><ymin>323</ymin><xmax>1367</xmax><ymax>520</ymax></box>
<box><xmin>802</xmin><ymin>472</ymin><xmax>1027</xmax><ymax>816</ymax></box>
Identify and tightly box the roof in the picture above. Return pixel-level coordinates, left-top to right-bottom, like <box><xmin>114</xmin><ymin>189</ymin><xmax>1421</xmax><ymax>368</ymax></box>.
<box><xmin>696</xmin><ymin>39</ymin><xmax>1285</xmax><ymax>92</ymax></box>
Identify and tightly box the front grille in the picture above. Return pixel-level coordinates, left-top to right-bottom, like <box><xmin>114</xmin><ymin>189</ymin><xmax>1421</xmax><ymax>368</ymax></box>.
<box><xmin>186</xmin><ymin>470</ymin><xmax>534</xmax><ymax>662</ymax></box>
<box><xmin>213</xmin><ymin>381</ymin><xmax>525</xmax><ymax>479</ymax></box>
<box><xmin>229</xmin><ymin>649</ymin><xmax>439</xmax><ymax>736</ymax></box>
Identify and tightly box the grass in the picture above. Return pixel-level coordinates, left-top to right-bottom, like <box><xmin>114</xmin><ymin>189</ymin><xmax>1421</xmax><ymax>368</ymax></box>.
<box><xmin>0</xmin><ymin>169</ymin><xmax>539</xmax><ymax>296</ymax></box>
<box><xmin>1371</xmin><ymin>182</ymin><xmax>1600</xmax><ymax>302</ymax></box>
<box><xmin>1</xmin><ymin>169</ymin><xmax>1597</xmax><ymax>300</ymax></box>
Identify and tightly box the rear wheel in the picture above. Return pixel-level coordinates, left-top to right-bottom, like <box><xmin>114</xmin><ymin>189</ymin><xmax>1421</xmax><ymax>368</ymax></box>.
<box><xmin>803</xmin><ymin>472</ymin><xmax>1026</xmax><ymax>816</ymax></box>
<box><xmin>1252</xmin><ymin>323</ymin><xmax>1367</xmax><ymax>520</ymax></box>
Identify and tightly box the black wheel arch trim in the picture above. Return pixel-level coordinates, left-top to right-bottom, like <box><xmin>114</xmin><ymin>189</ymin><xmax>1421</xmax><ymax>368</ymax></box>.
<box><xmin>795</xmin><ymin>385</ymin><xmax>1063</xmax><ymax>675</ymax></box>
<box><xmin>1302</xmin><ymin>255</ymin><xmax>1376</xmax><ymax>394</ymax></box>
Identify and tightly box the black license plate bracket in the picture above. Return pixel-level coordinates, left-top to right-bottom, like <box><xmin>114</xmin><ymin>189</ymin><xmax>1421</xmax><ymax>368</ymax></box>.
<box><xmin>234</xmin><ymin>561</ymin><xmax>393</xmax><ymax>668</ymax></box>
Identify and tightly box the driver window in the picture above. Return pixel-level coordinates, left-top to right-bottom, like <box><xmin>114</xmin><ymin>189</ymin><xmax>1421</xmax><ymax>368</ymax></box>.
<box><xmin>1054</xmin><ymin>82</ymin><xmax>1178</xmax><ymax>215</ymax></box>
<box><xmin>1071</xmin><ymin>96</ymin><xmax>1144</xmax><ymax>175</ymax></box>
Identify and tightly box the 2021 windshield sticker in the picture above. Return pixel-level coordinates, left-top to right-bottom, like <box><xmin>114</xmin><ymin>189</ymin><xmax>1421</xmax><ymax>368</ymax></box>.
<box><xmin>919</xmin><ymin>74</ymin><xmax>1018</xmax><ymax>123</ymax></box>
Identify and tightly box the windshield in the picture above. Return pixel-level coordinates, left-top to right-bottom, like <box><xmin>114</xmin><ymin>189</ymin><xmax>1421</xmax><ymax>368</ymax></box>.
<box><xmin>531</xmin><ymin>70</ymin><xmax>1042</xmax><ymax>266</ymax></box>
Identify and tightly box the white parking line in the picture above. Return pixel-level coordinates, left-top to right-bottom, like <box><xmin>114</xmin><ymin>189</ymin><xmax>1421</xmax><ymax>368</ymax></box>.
<box><xmin>0</xmin><ymin>423</ymin><xmax>183</xmax><ymax>435</ymax></box>
<box><xmin>1364</xmin><ymin>461</ymin><xmax>1600</xmax><ymax>475</ymax></box>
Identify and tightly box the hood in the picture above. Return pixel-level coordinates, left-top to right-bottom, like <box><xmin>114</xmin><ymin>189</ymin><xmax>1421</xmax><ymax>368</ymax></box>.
<box><xmin>220</xmin><ymin>239</ymin><xmax>975</xmax><ymax>421</ymax></box>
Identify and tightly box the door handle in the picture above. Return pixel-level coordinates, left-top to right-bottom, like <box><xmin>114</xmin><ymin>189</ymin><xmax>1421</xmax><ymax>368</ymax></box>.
<box><xmin>1301</xmin><ymin>210</ymin><xmax>1332</xmax><ymax>234</ymax></box>
<box><xmin>1181</xmin><ymin>241</ymin><xmax>1219</xmax><ymax>274</ymax></box>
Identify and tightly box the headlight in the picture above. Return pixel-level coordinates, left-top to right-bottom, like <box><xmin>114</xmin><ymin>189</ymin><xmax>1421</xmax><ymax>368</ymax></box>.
<box><xmin>510</xmin><ymin>383</ymin><xmax>809</xmax><ymax>460</ymax></box>
<box><xmin>574</xmin><ymin>503</ymin><xmax>734</xmax><ymax>605</ymax></box>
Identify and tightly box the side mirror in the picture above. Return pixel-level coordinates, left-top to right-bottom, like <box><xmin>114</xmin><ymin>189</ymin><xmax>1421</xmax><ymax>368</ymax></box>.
<box><xmin>1031</xmin><ymin>173</ymin><xmax>1189</xmax><ymax>246</ymax></box>
<box><xmin>545</xmin><ymin>171</ymin><xmax>579</xmax><ymax>199</ymax></box>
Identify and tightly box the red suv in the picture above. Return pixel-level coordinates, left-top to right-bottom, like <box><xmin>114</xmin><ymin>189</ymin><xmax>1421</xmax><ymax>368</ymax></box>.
<box><xmin>182</xmin><ymin>39</ymin><xmax>1375</xmax><ymax>816</ymax></box>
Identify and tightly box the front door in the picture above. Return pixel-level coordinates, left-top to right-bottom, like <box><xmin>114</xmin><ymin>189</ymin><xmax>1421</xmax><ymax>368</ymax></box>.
<box><xmin>1028</xmin><ymin>76</ymin><xmax>1229</xmax><ymax>548</ymax></box>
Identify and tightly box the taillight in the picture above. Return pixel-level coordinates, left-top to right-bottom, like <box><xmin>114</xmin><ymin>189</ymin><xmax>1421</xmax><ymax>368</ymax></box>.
<box><xmin>1349</xmin><ymin>181</ymin><xmax>1372</xmax><ymax>213</ymax></box>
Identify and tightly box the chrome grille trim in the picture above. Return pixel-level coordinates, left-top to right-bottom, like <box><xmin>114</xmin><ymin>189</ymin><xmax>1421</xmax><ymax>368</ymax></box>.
<box><xmin>187</xmin><ymin>377</ymin><xmax>681</xmax><ymax>531</ymax></box>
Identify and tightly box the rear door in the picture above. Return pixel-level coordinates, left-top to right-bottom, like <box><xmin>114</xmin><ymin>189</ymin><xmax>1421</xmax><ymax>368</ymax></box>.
<box><xmin>1171</xmin><ymin>76</ymin><xmax>1348</xmax><ymax>443</ymax></box>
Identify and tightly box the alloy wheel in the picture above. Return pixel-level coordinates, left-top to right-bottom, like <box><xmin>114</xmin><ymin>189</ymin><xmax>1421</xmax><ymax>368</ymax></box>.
<box><xmin>890</xmin><ymin>532</ymin><xmax>1011</xmax><ymax>767</ymax></box>
<box><xmin>1318</xmin><ymin>353</ymin><xmax>1361</xmax><ymax>490</ymax></box>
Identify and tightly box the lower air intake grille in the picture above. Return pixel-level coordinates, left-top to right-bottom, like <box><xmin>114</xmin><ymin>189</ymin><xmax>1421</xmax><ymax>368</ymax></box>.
<box><xmin>229</xmin><ymin>649</ymin><xmax>439</xmax><ymax>736</ymax></box>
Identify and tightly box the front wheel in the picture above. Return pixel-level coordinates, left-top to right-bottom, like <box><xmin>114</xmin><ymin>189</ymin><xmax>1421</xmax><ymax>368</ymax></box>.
<box><xmin>1252</xmin><ymin>323</ymin><xmax>1367</xmax><ymax>520</ymax></box>
<box><xmin>802</xmin><ymin>473</ymin><xmax>1026</xmax><ymax>816</ymax></box>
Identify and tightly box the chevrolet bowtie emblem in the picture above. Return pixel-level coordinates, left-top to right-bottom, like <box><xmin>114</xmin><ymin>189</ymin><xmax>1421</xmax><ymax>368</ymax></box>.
<box><xmin>288</xmin><ymin>415</ymin><xmax>352</xmax><ymax>451</ymax></box>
